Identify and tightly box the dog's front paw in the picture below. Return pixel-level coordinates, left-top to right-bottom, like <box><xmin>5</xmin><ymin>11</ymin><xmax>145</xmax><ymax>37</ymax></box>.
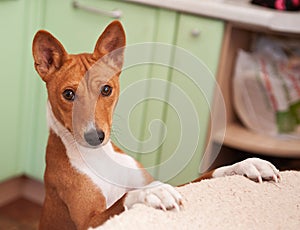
<box><xmin>213</xmin><ymin>158</ymin><xmax>281</xmax><ymax>183</ymax></box>
<box><xmin>124</xmin><ymin>181</ymin><xmax>183</xmax><ymax>211</ymax></box>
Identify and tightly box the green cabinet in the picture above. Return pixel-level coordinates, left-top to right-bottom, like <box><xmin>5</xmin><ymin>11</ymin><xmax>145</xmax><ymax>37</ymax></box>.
<box><xmin>160</xmin><ymin>14</ymin><xmax>224</xmax><ymax>185</ymax></box>
<box><xmin>0</xmin><ymin>0</ymin><xmax>26</xmax><ymax>181</ymax></box>
<box><xmin>0</xmin><ymin>0</ymin><xmax>45</xmax><ymax>182</ymax></box>
<box><xmin>136</xmin><ymin>14</ymin><xmax>224</xmax><ymax>185</ymax></box>
<box><xmin>0</xmin><ymin>0</ymin><xmax>223</xmax><ymax>185</ymax></box>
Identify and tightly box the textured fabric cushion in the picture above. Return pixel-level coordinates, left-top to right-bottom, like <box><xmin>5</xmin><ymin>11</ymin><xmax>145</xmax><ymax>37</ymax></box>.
<box><xmin>97</xmin><ymin>171</ymin><xmax>300</xmax><ymax>230</ymax></box>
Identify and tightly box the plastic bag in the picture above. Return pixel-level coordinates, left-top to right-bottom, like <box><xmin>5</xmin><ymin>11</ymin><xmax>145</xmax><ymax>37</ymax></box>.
<box><xmin>233</xmin><ymin>36</ymin><xmax>300</xmax><ymax>139</ymax></box>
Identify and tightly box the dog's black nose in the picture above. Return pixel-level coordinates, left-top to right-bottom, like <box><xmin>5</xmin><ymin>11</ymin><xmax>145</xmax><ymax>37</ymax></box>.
<box><xmin>84</xmin><ymin>129</ymin><xmax>105</xmax><ymax>146</ymax></box>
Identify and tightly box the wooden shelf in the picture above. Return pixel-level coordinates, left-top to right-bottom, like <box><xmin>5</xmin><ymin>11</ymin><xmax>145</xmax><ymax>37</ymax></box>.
<box><xmin>203</xmin><ymin>23</ymin><xmax>300</xmax><ymax>170</ymax></box>
<box><xmin>218</xmin><ymin>123</ymin><xmax>300</xmax><ymax>158</ymax></box>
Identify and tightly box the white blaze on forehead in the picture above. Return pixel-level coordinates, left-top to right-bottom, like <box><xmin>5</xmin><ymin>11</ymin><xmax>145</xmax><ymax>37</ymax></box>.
<box><xmin>86</xmin><ymin>121</ymin><xmax>96</xmax><ymax>131</ymax></box>
<box><xmin>87</xmin><ymin>58</ymin><xmax>120</xmax><ymax>83</ymax></box>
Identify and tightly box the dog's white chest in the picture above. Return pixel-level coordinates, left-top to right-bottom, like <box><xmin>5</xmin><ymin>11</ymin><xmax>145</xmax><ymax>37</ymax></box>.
<box><xmin>69</xmin><ymin>142</ymin><xmax>146</xmax><ymax>208</ymax></box>
<box><xmin>47</xmin><ymin>102</ymin><xmax>146</xmax><ymax>208</ymax></box>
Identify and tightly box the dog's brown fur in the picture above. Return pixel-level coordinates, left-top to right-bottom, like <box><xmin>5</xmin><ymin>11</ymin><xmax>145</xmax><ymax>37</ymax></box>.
<box><xmin>41</xmin><ymin>131</ymin><xmax>127</xmax><ymax>229</ymax></box>
<box><xmin>33</xmin><ymin>20</ymin><xmax>282</xmax><ymax>230</ymax></box>
<box><xmin>33</xmin><ymin>21</ymin><xmax>146</xmax><ymax>230</ymax></box>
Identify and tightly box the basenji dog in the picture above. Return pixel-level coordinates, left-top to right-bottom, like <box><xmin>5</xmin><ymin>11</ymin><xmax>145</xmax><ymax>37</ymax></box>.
<box><xmin>32</xmin><ymin>20</ymin><xmax>280</xmax><ymax>230</ymax></box>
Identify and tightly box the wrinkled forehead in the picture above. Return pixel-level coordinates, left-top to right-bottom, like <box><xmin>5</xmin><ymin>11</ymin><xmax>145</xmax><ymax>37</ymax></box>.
<box><xmin>51</xmin><ymin>55</ymin><xmax>120</xmax><ymax>92</ymax></box>
<box><xmin>85</xmin><ymin>60</ymin><xmax>120</xmax><ymax>85</ymax></box>
<box><xmin>77</xmin><ymin>60</ymin><xmax>120</xmax><ymax>97</ymax></box>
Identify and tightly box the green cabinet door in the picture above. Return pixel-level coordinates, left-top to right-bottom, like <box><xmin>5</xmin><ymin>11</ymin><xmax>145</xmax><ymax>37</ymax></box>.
<box><xmin>18</xmin><ymin>0</ymin><xmax>52</xmax><ymax>181</ymax></box>
<box><xmin>133</xmin><ymin>10</ymin><xmax>177</xmax><ymax>176</ymax></box>
<box><xmin>158</xmin><ymin>14</ymin><xmax>224</xmax><ymax>185</ymax></box>
<box><xmin>0</xmin><ymin>0</ymin><xmax>27</xmax><ymax>182</ymax></box>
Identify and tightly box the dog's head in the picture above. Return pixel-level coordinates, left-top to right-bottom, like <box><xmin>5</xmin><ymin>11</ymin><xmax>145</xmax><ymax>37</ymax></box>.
<box><xmin>32</xmin><ymin>21</ymin><xmax>125</xmax><ymax>148</ymax></box>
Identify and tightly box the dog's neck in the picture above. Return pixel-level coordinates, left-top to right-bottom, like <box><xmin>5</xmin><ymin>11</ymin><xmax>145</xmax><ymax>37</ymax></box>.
<box><xmin>46</xmin><ymin>101</ymin><xmax>147</xmax><ymax>208</ymax></box>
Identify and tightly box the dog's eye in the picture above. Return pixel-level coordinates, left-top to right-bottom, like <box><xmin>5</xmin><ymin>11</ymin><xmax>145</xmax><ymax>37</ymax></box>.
<box><xmin>100</xmin><ymin>85</ymin><xmax>112</xmax><ymax>97</ymax></box>
<box><xmin>62</xmin><ymin>89</ymin><xmax>75</xmax><ymax>101</ymax></box>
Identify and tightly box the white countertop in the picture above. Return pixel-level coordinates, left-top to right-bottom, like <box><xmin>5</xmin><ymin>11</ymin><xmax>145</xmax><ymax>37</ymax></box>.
<box><xmin>125</xmin><ymin>0</ymin><xmax>300</xmax><ymax>34</ymax></box>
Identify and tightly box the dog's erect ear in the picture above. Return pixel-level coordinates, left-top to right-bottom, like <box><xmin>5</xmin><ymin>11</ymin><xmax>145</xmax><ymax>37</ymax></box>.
<box><xmin>93</xmin><ymin>20</ymin><xmax>126</xmax><ymax>70</ymax></box>
<box><xmin>32</xmin><ymin>30</ymin><xmax>67</xmax><ymax>82</ymax></box>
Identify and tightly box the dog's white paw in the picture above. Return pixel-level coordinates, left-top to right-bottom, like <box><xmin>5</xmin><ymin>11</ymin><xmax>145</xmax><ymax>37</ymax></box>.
<box><xmin>124</xmin><ymin>181</ymin><xmax>183</xmax><ymax>211</ymax></box>
<box><xmin>213</xmin><ymin>158</ymin><xmax>281</xmax><ymax>183</ymax></box>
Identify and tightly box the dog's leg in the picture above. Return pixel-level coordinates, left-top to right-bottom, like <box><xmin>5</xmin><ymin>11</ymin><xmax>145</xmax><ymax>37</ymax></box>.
<box><xmin>87</xmin><ymin>182</ymin><xmax>182</xmax><ymax>229</ymax></box>
<box><xmin>124</xmin><ymin>181</ymin><xmax>183</xmax><ymax>211</ymax></box>
<box><xmin>86</xmin><ymin>195</ymin><xmax>127</xmax><ymax>229</ymax></box>
<box><xmin>86</xmin><ymin>171</ymin><xmax>183</xmax><ymax>228</ymax></box>
<box><xmin>39</xmin><ymin>188</ymin><xmax>76</xmax><ymax>230</ymax></box>
<box><xmin>193</xmin><ymin>158</ymin><xmax>280</xmax><ymax>183</ymax></box>
<box><xmin>212</xmin><ymin>157</ymin><xmax>280</xmax><ymax>183</ymax></box>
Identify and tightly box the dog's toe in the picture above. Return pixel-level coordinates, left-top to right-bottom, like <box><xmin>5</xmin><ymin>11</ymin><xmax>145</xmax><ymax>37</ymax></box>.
<box><xmin>124</xmin><ymin>181</ymin><xmax>183</xmax><ymax>211</ymax></box>
<box><xmin>233</xmin><ymin>158</ymin><xmax>280</xmax><ymax>183</ymax></box>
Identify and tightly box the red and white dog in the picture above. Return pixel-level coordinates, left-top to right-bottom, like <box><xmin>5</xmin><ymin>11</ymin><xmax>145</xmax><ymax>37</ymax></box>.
<box><xmin>32</xmin><ymin>21</ymin><xmax>280</xmax><ymax>230</ymax></box>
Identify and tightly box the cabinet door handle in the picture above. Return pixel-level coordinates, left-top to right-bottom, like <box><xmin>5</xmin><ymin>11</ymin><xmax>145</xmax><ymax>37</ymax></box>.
<box><xmin>72</xmin><ymin>1</ymin><xmax>122</xmax><ymax>19</ymax></box>
<box><xmin>191</xmin><ymin>28</ymin><xmax>201</xmax><ymax>38</ymax></box>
